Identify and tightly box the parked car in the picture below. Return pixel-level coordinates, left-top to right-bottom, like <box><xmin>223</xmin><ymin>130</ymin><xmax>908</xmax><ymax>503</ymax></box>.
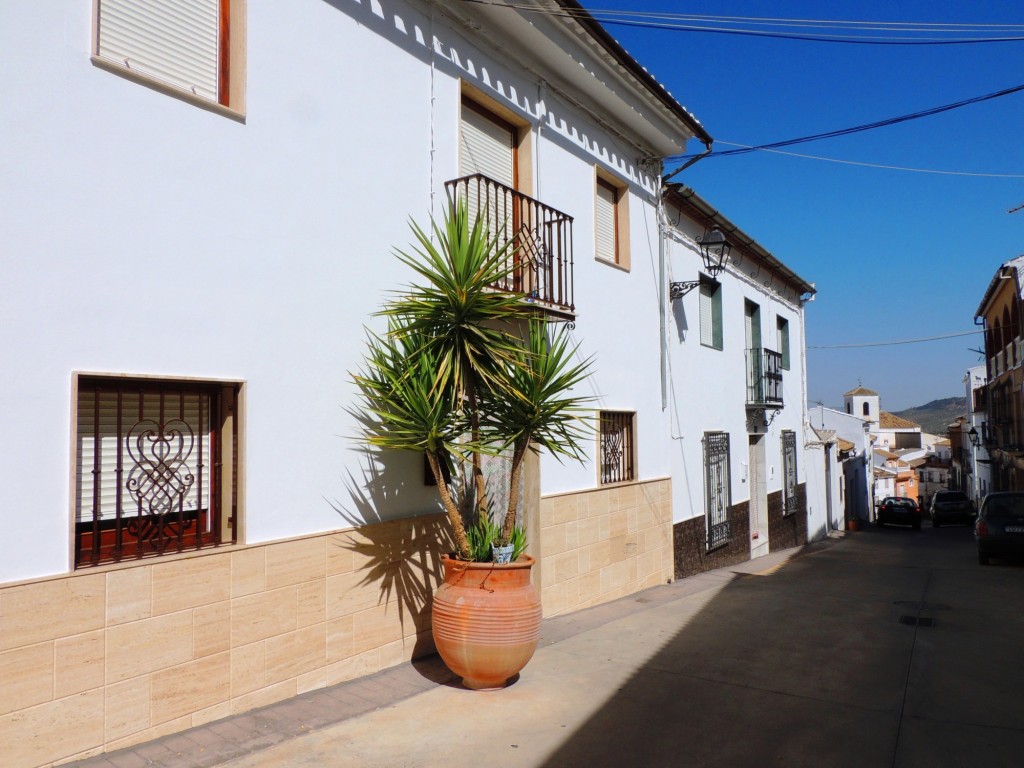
<box><xmin>877</xmin><ymin>496</ymin><xmax>922</xmax><ymax>529</ymax></box>
<box><xmin>929</xmin><ymin>490</ymin><xmax>975</xmax><ymax>527</ymax></box>
<box><xmin>976</xmin><ymin>492</ymin><xmax>1024</xmax><ymax>565</ymax></box>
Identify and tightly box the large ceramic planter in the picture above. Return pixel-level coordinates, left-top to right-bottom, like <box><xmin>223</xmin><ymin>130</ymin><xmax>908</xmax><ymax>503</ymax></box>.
<box><xmin>432</xmin><ymin>554</ymin><xmax>542</xmax><ymax>689</ymax></box>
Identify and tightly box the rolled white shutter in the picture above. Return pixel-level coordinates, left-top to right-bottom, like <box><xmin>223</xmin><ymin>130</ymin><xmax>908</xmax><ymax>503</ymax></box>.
<box><xmin>595</xmin><ymin>182</ymin><xmax>617</xmax><ymax>262</ymax></box>
<box><xmin>699</xmin><ymin>282</ymin><xmax>714</xmax><ymax>346</ymax></box>
<box><xmin>77</xmin><ymin>390</ymin><xmax>211</xmax><ymax>523</ymax></box>
<box><xmin>97</xmin><ymin>0</ymin><xmax>220</xmax><ymax>102</ymax></box>
<box><xmin>459</xmin><ymin>106</ymin><xmax>514</xmax><ymax>184</ymax></box>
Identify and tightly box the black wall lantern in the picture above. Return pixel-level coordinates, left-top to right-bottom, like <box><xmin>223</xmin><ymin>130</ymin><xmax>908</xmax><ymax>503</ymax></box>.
<box><xmin>968</xmin><ymin>426</ymin><xmax>981</xmax><ymax>448</ymax></box>
<box><xmin>669</xmin><ymin>226</ymin><xmax>733</xmax><ymax>300</ymax></box>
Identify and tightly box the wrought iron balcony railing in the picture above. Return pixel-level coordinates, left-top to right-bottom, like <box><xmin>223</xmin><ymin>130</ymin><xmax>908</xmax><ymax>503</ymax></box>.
<box><xmin>445</xmin><ymin>174</ymin><xmax>574</xmax><ymax>317</ymax></box>
<box><xmin>746</xmin><ymin>348</ymin><xmax>784</xmax><ymax>407</ymax></box>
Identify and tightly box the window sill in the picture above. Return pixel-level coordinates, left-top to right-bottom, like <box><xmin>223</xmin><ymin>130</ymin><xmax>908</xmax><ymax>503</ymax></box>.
<box><xmin>595</xmin><ymin>256</ymin><xmax>631</xmax><ymax>273</ymax></box>
<box><xmin>91</xmin><ymin>56</ymin><xmax>246</xmax><ymax>123</ymax></box>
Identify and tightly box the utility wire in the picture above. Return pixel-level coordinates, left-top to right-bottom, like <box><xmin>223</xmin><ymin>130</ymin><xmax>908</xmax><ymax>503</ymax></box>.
<box><xmin>712</xmin><ymin>142</ymin><xmax>1024</xmax><ymax>177</ymax></box>
<box><xmin>810</xmin><ymin>329</ymin><xmax>982</xmax><ymax>349</ymax></box>
<box><xmin>459</xmin><ymin>1</ymin><xmax>1024</xmax><ymax>45</ymax></box>
<box><xmin>666</xmin><ymin>82</ymin><xmax>1024</xmax><ymax>162</ymax></box>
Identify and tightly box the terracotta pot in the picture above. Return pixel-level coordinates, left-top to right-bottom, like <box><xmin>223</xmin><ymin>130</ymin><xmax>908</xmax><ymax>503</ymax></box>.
<box><xmin>432</xmin><ymin>554</ymin><xmax>542</xmax><ymax>690</ymax></box>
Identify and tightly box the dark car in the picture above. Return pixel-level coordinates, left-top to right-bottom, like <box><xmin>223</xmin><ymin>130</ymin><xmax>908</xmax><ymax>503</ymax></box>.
<box><xmin>877</xmin><ymin>496</ymin><xmax>922</xmax><ymax>529</ymax></box>
<box><xmin>976</xmin><ymin>492</ymin><xmax>1024</xmax><ymax>564</ymax></box>
<box><xmin>930</xmin><ymin>490</ymin><xmax>975</xmax><ymax>527</ymax></box>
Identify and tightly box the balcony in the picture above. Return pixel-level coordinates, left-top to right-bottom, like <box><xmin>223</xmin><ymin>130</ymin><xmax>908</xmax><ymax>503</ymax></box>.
<box><xmin>746</xmin><ymin>348</ymin><xmax>784</xmax><ymax>407</ymax></box>
<box><xmin>445</xmin><ymin>174</ymin><xmax>575</xmax><ymax>318</ymax></box>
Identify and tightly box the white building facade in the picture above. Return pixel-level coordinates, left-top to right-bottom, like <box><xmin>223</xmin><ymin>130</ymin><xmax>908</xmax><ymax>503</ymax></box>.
<box><xmin>0</xmin><ymin>1</ymin><xmax>817</xmax><ymax>763</ymax></box>
<box><xmin>661</xmin><ymin>186</ymin><xmax>816</xmax><ymax>575</ymax></box>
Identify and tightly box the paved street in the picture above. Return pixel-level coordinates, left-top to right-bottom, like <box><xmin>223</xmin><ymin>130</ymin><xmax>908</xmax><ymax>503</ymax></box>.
<box><xmin>74</xmin><ymin>524</ymin><xmax>1024</xmax><ymax>768</ymax></box>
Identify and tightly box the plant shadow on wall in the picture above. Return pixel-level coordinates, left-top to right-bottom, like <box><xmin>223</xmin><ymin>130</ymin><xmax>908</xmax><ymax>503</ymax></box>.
<box><xmin>345</xmin><ymin>199</ymin><xmax>595</xmax><ymax>688</ymax></box>
<box><xmin>327</xmin><ymin>453</ymin><xmax>450</xmax><ymax>664</ymax></box>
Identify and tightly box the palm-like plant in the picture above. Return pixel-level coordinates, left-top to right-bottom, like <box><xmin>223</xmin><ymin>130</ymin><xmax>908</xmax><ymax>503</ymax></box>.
<box><xmin>353</xmin><ymin>200</ymin><xmax>593</xmax><ymax>561</ymax></box>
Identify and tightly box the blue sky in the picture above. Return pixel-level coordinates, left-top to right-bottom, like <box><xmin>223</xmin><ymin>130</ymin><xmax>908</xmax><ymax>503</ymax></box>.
<box><xmin>598</xmin><ymin>1</ymin><xmax>1024</xmax><ymax>412</ymax></box>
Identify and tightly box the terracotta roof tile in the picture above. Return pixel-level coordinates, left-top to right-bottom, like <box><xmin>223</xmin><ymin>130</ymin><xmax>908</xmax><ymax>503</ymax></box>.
<box><xmin>844</xmin><ymin>386</ymin><xmax>879</xmax><ymax>396</ymax></box>
<box><xmin>879</xmin><ymin>411</ymin><xmax>920</xmax><ymax>429</ymax></box>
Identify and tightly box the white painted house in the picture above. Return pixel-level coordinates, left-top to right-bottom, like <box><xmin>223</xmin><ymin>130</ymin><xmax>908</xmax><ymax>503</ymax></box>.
<box><xmin>0</xmin><ymin>1</ymin><xmax>817</xmax><ymax>764</ymax></box>
<box><xmin>808</xmin><ymin>404</ymin><xmax>873</xmax><ymax>524</ymax></box>
<box><xmin>661</xmin><ymin>185</ymin><xmax>816</xmax><ymax>574</ymax></box>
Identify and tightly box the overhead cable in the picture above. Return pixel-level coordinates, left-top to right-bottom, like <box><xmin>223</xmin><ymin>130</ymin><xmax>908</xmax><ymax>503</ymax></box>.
<box><xmin>666</xmin><ymin>82</ymin><xmax>1024</xmax><ymax>162</ymax></box>
<box><xmin>810</xmin><ymin>329</ymin><xmax>982</xmax><ymax>349</ymax></box>
<box><xmin>458</xmin><ymin>1</ymin><xmax>1024</xmax><ymax>45</ymax></box>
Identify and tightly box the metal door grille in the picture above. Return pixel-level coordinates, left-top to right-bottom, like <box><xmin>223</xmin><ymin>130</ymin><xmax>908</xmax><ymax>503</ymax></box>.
<box><xmin>782</xmin><ymin>430</ymin><xmax>798</xmax><ymax>516</ymax></box>
<box><xmin>704</xmin><ymin>432</ymin><xmax>732</xmax><ymax>549</ymax></box>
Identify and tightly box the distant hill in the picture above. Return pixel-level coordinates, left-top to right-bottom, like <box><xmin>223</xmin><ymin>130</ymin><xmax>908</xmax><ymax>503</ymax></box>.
<box><xmin>891</xmin><ymin>397</ymin><xmax>967</xmax><ymax>436</ymax></box>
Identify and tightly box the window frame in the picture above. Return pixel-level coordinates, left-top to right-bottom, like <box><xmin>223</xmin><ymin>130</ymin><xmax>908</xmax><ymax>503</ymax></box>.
<box><xmin>91</xmin><ymin>0</ymin><xmax>247</xmax><ymax>118</ymax></box>
<box><xmin>71</xmin><ymin>373</ymin><xmax>242</xmax><ymax>569</ymax></box>
<box><xmin>598</xmin><ymin>410</ymin><xmax>636</xmax><ymax>485</ymax></box>
<box><xmin>703</xmin><ymin>431</ymin><xmax>732</xmax><ymax>550</ymax></box>
<box><xmin>699</xmin><ymin>278</ymin><xmax>723</xmax><ymax>350</ymax></box>
<box><xmin>594</xmin><ymin>169</ymin><xmax>630</xmax><ymax>270</ymax></box>
<box><xmin>777</xmin><ymin>316</ymin><xmax>791</xmax><ymax>370</ymax></box>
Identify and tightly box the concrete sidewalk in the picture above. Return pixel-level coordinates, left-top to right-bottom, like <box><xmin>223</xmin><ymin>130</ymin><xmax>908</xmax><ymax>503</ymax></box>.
<box><xmin>69</xmin><ymin>541</ymin><xmax>829</xmax><ymax>768</ymax></box>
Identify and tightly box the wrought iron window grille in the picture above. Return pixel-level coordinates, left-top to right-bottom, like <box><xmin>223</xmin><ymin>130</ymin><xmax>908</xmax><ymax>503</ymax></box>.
<box><xmin>703</xmin><ymin>431</ymin><xmax>732</xmax><ymax>550</ymax></box>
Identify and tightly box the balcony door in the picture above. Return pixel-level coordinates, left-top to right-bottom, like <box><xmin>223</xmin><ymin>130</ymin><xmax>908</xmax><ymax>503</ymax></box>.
<box><xmin>745</xmin><ymin>300</ymin><xmax>762</xmax><ymax>402</ymax></box>
<box><xmin>460</xmin><ymin>99</ymin><xmax>516</xmax><ymax>187</ymax></box>
<box><xmin>744</xmin><ymin>300</ymin><xmax>761</xmax><ymax>350</ymax></box>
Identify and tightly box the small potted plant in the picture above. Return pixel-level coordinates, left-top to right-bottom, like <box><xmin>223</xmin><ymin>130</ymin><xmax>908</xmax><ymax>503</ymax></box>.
<box><xmin>353</xmin><ymin>200</ymin><xmax>592</xmax><ymax>688</ymax></box>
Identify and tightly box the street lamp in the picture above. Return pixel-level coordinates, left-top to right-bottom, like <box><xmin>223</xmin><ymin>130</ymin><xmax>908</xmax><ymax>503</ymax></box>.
<box><xmin>669</xmin><ymin>227</ymin><xmax>733</xmax><ymax>300</ymax></box>
<box><xmin>968</xmin><ymin>426</ymin><xmax>981</xmax><ymax>448</ymax></box>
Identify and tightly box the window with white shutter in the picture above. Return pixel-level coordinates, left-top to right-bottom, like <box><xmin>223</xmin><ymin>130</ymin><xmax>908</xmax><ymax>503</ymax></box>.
<box><xmin>74</xmin><ymin>376</ymin><xmax>240</xmax><ymax>568</ymax></box>
<box><xmin>594</xmin><ymin>173</ymin><xmax>630</xmax><ymax>269</ymax></box>
<box><xmin>595</xmin><ymin>179</ymin><xmax>618</xmax><ymax>263</ymax></box>
<box><xmin>93</xmin><ymin>0</ymin><xmax>244</xmax><ymax>113</ymax></box>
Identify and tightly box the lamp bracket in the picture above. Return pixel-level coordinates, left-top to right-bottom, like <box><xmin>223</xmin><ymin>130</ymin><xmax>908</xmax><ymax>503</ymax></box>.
<box><xmin>669</xmin><ymin>280</ymin><xmax>701</xmax><ymax>300</ymax></box>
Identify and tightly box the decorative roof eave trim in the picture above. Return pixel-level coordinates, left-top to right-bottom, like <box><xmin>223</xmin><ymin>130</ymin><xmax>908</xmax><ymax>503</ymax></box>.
<box><xmin>552</xmin><ymin>0</ymin><xmax>714</xmax><ymax>148</ymax></box>
<box><xmin>664</xmin><ymin>183</ymin><xmax>816</xmax><ymax>296</ymax></box>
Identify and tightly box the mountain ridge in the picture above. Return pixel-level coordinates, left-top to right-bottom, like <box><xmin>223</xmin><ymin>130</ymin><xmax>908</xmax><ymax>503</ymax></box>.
<box><xmin>890</xmin><ymin>397</ymin><xmax>967</xmax><ymax>436</ymax></box>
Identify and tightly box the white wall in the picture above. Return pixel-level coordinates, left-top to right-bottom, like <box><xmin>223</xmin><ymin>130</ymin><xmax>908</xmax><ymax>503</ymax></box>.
<box><xmin>803</xmin><ymin>437</ymin><xmax>844</xmax><ymax>540</ymax></box>
<box><xmin>0</xmin><ymin>0</ymin><xmax>700</xmax><ymax>582</ymax></box>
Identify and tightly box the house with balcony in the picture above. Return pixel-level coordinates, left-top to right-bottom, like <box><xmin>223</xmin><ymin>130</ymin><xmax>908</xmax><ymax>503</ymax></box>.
<box><xmin>975</xmin><ymin>255</ymin><xmax>1024</xmax><ymax>491</ymax></box>
<box><xmin>0</xmin><ymin>1</ymin><xmax>820</xmax><ymax>764</ymax></box>
<box><xmin>661</xmin><ymin>185</ymin><xmax>816</xmax><ymax>575</ymax></box>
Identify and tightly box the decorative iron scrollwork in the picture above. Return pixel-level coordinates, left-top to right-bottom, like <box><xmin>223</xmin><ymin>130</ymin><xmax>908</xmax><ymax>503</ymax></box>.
<box><xmin>126</xmin><ymin>418</ymin><xmax>197</xmax><ymax>552</ymax></box>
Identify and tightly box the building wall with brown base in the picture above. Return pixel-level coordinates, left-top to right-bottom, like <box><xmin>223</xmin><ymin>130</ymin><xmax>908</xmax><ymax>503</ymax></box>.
<box><xmin>767</xmin><ymin>484</ymin><xmax>808</xmax><ymax>551</ymax></box>
<box><xmin>673</xmin><ymin>501</ymin><xmax>752</xmax><ymax>580</ymax></box>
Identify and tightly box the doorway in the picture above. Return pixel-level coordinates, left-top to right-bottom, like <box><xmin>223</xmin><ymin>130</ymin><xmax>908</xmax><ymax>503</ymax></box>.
<box><xmin>749</xmin><ymin>434</ymin><xmax>769</xmax><ymax>559</ymax></box>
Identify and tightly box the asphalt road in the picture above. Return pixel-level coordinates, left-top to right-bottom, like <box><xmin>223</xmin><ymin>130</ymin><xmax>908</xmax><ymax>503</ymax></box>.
<box><xmin>83</xmin><ymin>522</ymin><xmax>1024</xmax><ymax>768</ymax></box>
<box><xmin>538</xmin><ymin>521</ymin><xmax>1024</xmax><ymax>768</ymax></box>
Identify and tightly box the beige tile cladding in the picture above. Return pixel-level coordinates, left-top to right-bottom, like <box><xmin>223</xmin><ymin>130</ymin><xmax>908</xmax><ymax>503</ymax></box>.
<box><xmin>540</xmin><ymin>478</ymin><xmax>673</xmax><ymax>618</ymax></box>
<box><xmin>0</xmin><ymin>513</ymin><xmax>449</xmax><ymax>767</ymax></box>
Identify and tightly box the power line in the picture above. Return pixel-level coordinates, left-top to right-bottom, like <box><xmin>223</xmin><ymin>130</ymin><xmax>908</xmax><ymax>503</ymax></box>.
<box><xmin>666</xmin><ymin>82</ymin><xmax>1024</xmax><ymax>162</ymax></box>
<box><xmin>712</xmin><ymin>142</ymin><xmax>1024</xmax><ymax>177</ymax></box>
<box><xmin>810</xmin><ymin>329</ymin><xmax>983</xmax><ymax>349</ymax></box>
<box><xmin>459</xmin><ymin>2</ymin><xmax>1024</xmax><ymax>45</ymax></box>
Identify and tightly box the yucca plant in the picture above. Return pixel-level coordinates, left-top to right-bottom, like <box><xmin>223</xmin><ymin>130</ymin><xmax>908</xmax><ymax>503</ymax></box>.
<box><xmin>354</xmin><ymin>199</ymin><xmax>593</xmax><ymax>561</ymax></box>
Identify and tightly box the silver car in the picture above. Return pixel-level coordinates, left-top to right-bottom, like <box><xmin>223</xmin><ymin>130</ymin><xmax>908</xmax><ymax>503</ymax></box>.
<box><xmin>976</xmin><ymin>492</ymin><xmax>1024</xmax><ymax>565</ymax></box>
